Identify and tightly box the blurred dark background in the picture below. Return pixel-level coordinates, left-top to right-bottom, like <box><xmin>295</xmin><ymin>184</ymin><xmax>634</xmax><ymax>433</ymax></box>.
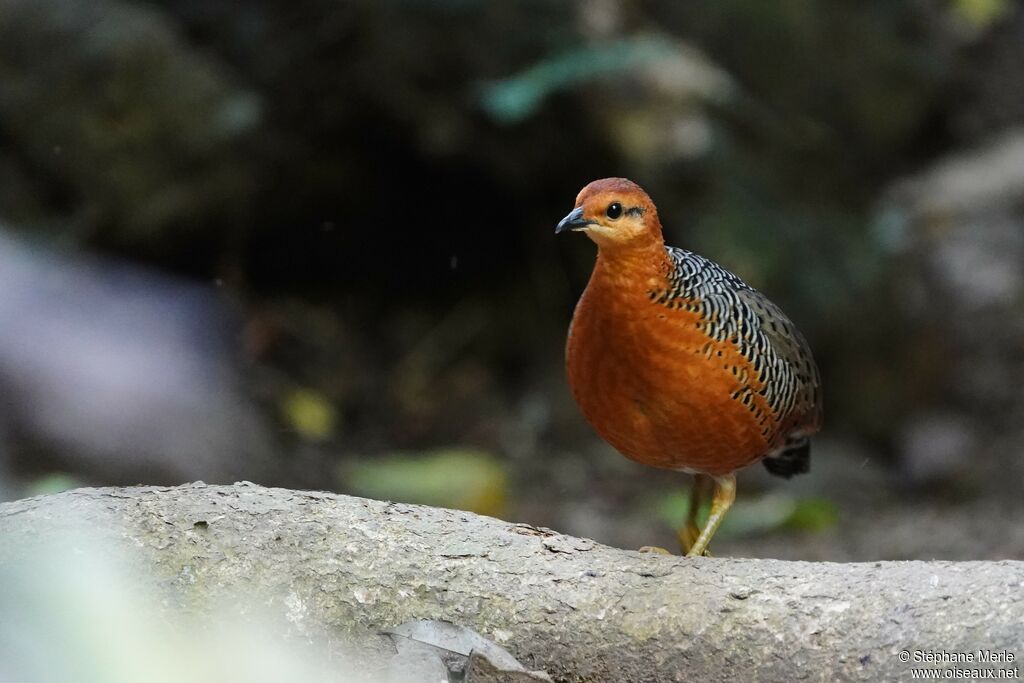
<box><xmin>1</xmin><ymin>0</ymin><xmax>1023</xmax><ymax>560</ymax></box>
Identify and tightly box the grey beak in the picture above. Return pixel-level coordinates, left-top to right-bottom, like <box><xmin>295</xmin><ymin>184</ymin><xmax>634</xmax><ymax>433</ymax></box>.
<box><xmin>555</xmin><ymin>206</ymin><xmax>594</xmax><ymax>234</ymax></box>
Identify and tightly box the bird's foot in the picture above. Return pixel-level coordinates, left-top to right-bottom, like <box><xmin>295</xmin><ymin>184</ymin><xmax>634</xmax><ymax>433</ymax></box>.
<box><xmin>637</xmin><ymin>546</ymin><xmax>672</xmax><ymax>555</ymax></box>
<box><xmin>637</xmin><ymin>545</ymin><xmax>712</xmax><ymax>557</ymax></box>
<box><xmin>677</xmin><ymin>521</ymin><xmax>701</xmax><ymax>554</ymax></box>
<box><xmin>680</xmin><ymin>524</ymin><xmax>713</xmax><ymax>556</ymax></box>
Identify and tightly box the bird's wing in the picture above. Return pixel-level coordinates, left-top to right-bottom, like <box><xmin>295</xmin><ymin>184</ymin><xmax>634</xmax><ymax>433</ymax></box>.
<box><xmin>664</xmin><ymin>247</ymin><xmax>822</xmax><ymax>436</ymax></box>
<box><xmin>734</xmin><ymin>288</ymin><xmax>822</xmax><ymax>434</ymax></box>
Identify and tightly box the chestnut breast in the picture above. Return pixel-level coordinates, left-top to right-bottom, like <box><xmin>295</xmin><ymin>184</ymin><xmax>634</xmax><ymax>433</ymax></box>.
<box><xmin>566</xmin><ymin>265</ymin><xmax>783</xmax><ymax>475</ymax></box>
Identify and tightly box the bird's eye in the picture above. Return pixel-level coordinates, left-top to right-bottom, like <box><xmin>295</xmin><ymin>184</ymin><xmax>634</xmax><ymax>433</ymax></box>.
<box><xmin>606</xmin><ymin>202</ymin><xmax>623</xmax><ymax>220</ymax></box>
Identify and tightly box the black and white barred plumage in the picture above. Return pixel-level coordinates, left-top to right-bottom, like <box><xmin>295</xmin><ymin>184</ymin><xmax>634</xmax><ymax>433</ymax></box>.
<box><xmin>649</xmin><ymin>246</ymin><xmax>822</xmax><ymax>476</ymax></box>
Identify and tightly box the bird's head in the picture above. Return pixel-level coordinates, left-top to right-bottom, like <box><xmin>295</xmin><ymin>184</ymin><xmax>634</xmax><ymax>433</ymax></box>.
<box><xmin>555</xmin><ymin>178</ymin><xmax>662</xmax><ymax>251</ymax></box>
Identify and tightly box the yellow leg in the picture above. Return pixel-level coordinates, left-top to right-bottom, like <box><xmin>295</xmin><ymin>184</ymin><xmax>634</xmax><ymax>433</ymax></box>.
<box><xmin>641</xmin><ymin>476</ymin><xmax>704</xmax><ymax>555</ymax></box>
<box><xmin>685</xmin><ymin>474</ymin><xmax>736</xmax><ymax>558</ymax></box>
<box><xmin>677</xmin><ymin>475</ymin><xmax>707</xmax><ymax>553</ymax></box>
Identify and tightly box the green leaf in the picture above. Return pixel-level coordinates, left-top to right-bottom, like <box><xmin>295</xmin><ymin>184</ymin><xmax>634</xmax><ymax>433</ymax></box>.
<box><xmin>280</xmin><ymin>388</ymin><xmax>337</xmax><ymax>441</ymax></box>
<box><xmin>952</xmin><ymin>0</ymin><xmax>1010</xmax><ymax>29</ymax></box>
<box><xmin>655</xmin><ymin>489</ymin><xmax>838</xmax><ymax>538</ymax></box>
<box><xmin>784</xmin><ymin>497</ymin><xmax>840</xmax><ymax>532</ymax></box>
<box><xmin>343</xmin><ymin>448</ymin><xmax>507</xmax><ymax>516</ymax></box>
<box><xmin>26</xmin><ymin>473</ymin><xmax>80</xmax><ymax>497</ymax></box>
<box><xmin>480</xmin><ymin>37</ymin><xmax>677</xmax><ymax>123</ymax></box>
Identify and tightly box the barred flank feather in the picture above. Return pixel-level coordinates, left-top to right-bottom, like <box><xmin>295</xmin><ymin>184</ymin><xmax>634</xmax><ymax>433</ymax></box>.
<box><xmin>656</xmin><ymin>247</ymin><xmax>823</xmax><ymax>447</ymax></box>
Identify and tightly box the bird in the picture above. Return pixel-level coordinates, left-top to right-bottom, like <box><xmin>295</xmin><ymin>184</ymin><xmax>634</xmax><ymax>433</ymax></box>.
<box><xmin>556</xmin><ymin>178</ymin><xmax>822</xmax><ymax>557</ymax></box>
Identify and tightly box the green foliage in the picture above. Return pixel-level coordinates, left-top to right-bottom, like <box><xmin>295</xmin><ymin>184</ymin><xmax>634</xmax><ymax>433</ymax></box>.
<box><xmin>280</xmin><ymin>388</ymin><xmax>338</xmax><ymax>442</ymax></box>
<box><xmin>480</xmin><ymin>37</ymin><xmax>677</xmax><ymax>123</ymax></box>
<box><xmin>785</xmin><ymin>497</ymin><xmax>841</xmax><ymax>532</ymax></box>
<box><xmin>26</xmin><ymin>474</ymin><xmax>81</xmax><ymax>497</ymax></box>
<box><xmin>343</xmin><ymin>448</ymin><xmax>507</xmax><ymax>517</ymax></box>
<box><xmin>952</xmin><ymin>0</ymin><xmax>1011</xmax><ymax>28</ymax></box>
<box><xmin>656</xmin><ymin>488</ymin><xmax>839</xmax><ymax>539</ymax></box>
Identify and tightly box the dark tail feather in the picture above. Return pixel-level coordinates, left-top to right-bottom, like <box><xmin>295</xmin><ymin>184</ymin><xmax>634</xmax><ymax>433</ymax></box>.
<box><xmin>763</xmin><ymin>437</ymin><xmax>811</xmax><ymax>479</ymax></box>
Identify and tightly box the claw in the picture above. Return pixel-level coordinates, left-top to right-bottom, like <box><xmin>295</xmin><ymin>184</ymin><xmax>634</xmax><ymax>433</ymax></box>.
<box><xmin>638</xmin><ymin>546</ymin><xmax>672</xmax><ymax>555</ymax></box>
